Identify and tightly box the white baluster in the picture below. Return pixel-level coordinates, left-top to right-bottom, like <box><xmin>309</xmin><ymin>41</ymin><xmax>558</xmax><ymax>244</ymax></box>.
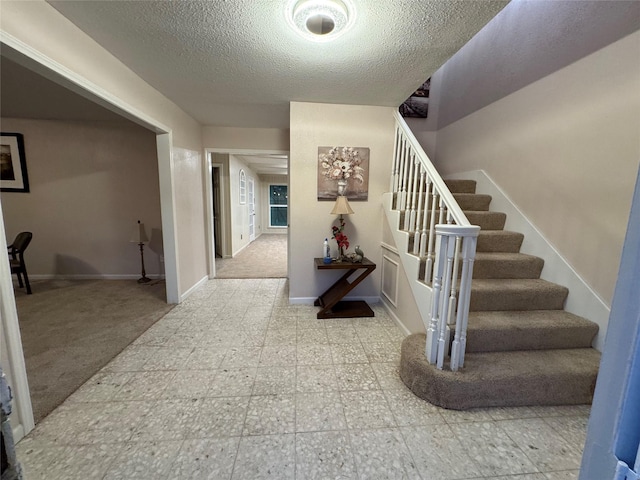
<box><xmin>450</xmin><ymin>229</ymin><xmax>479</xmax><ymax>371</ymax></box>
<box><xmin>390</xmin><ymin>126</ymin><xmax>400</xmax><ymax>194</ymax></box>
<box><xmin>436</xmin><ymin>232</ymin><xmax>456</xmax><ymax>369</ymax></box>
<box><xmin>419</xmin><ymin>178</ymin><xmax>431</xmax><ymax>258</ymax></box>
<box><xmin>424</xmin><ymin>188</ymin><xmax>438</xmax><ymax>283</ymax></box>
<box><xmin>408</xmin><ymin>159</ymin><xmax>419</xmax><ymax>232</ymax></box>
<box><xmin>425</xmin><ymin>233</ymin><xmax>447</xmax><ymax>364</ymax></box>
<box><xmin>448</xmin><ymin>236</ymin><xmax>462</xmax><ymax>327</ymax></box>
<box><xmin>438</xmin><ymin>196</ymin><xmax>446</xmax><ymax>225</ymax></box>
<box><xmin>413</xmin><ymin>167</ymin><xmax>426</xmax><ymax>255</ymax></box>
<box><xmin>397</xmin><ymin>137</ymin><xmax>407</xmax><ymax>211</ymax></box>
<box><xmin>403</xmin><ymin>154</ymin><xmax>415</xmax><ymax>231</ymax></box>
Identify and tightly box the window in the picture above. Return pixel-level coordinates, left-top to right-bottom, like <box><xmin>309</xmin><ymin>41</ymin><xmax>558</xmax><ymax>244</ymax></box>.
<box><xmin>269</xmin><ymin>185</ymin><xmax>288</xmax><ymax>228</ymax></box>
<box><xmin>239</xmin><ymin>169</ymin><xmax>246</xmax><ymax>204</ymax></box>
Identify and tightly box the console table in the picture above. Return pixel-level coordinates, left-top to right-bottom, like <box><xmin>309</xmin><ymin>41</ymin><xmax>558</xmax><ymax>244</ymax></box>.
<box><xmin>313</xmin><ymin>257</ymin><xmax>376</xmax><ymax>319</ymax></box>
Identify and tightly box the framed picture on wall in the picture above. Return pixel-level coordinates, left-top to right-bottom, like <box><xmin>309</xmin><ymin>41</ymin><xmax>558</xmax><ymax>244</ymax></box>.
<box><xmin>317</xmin><ymin>146</ymin><xmax>369</xmax><ymax>201</ymax></box>
<box><xmin>0</xmin><ymin>132</ymin><xmax>29</xmax><ymax>193</ymax></box>
<box><xmin>399</xmin><ymin>78</ymin><xmax>430</xmax><ymax>118</ymax></box>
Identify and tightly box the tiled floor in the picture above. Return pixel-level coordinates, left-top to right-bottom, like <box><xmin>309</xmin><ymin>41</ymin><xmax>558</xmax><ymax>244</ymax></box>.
<box><xmin>16</xmin><ymin>278</ymin><xmax>589</xmax><ymax>479</ymax></box>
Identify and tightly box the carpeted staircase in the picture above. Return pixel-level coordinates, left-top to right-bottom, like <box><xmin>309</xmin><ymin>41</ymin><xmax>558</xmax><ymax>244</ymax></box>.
<box><xmin>400</xmin><ymin>179</ymin><xmax>601</xmax><ymax>410</ymax></box>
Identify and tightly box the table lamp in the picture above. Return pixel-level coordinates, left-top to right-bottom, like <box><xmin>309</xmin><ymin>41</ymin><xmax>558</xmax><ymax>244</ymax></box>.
<box><xmin>130</xmin><ymin>220</ymin><xmax>151</xmax><ymax>283</ymax></box>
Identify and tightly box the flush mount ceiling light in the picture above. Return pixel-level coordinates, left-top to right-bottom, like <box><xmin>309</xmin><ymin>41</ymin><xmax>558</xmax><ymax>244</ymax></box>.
<box><xmin>287</xmin><ymin>0</ymin><xmax>355</xmax><ymax>42</ymax></box>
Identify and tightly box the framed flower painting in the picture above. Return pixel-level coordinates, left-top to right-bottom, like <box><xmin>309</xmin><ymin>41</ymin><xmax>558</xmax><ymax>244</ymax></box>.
<box><xmin>317</xmin><ymin>146</ymin><xmax>369</xmax><ymax>201</ymax></box>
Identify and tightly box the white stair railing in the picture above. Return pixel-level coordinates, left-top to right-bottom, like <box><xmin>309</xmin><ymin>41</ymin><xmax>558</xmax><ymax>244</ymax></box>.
<box><xmin>390</xmin><ymin>111</ymin><xmax>479</xmax><ymax>371</ymax></box>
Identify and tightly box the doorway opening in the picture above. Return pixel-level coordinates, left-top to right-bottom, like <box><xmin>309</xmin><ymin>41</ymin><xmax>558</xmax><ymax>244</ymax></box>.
<box><xmin>211</xmin><ymin>164</ymin><xmax>224</xmax><ymax>259</ymax></box>
<box><xmin>205</xmin><ymin>150</ymin><xmax>289</xmax><ymax>279</ymax></box>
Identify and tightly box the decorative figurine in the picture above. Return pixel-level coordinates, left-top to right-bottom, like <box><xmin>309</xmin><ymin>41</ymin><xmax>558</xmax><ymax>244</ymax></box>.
<box><xmin>353</xmin><ymin>245</ymin><xmax>364</xmax><ymax>263</ymax></box>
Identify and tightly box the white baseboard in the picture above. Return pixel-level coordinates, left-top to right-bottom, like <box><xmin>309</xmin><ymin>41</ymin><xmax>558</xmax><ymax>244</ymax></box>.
<box><xmin>445</xmin><ymin>170</ymin><xmax>610</xmax><ymax>351</ymax></box>
<box><xmin>288</xmin><ymin>297</ymin><xmax>316</xmax><ymax>305</ymax></box>
<box><xmin>380</xmin><ymin>297</ymin><xmax>411</xmax><ymax>336</ymax></box>
<box><xmin>29</xmin><ymin>274</ymin><xmax>165</xmax><ymax>281</ymax></box>
<box><xmin>12</xmin><ymin>424</ymin><xmax>25</xmax><ymax>444</ymax></box>
<box><xmin>180</xmin><ymin>275</ymin><xmax>209</xmax><ymax>303</ymax></box>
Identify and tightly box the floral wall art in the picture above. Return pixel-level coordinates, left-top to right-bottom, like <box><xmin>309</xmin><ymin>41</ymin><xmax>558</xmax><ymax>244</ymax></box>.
<box><xmin>317</xmin><ymin>146</ymin><xmax>369</xmax><ymax>201</ymax></box>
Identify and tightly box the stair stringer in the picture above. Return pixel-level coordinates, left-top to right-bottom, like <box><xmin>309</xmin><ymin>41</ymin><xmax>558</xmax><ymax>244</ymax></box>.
<box><xmin>445</xmin><ymin>170</ymin><xmax>610</xmax><ymax>351</ymax></box>
<box><xmin>382</xmin><ymin>192</ymin><xmax>433</xmax><ymax>332</ymax></box>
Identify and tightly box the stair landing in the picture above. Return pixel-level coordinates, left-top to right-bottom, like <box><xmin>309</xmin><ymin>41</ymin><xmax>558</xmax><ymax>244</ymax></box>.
<box><xmin>400</xmin><ymin>333</ymin><xmax>599</xmax><ymax>410</ymax></box>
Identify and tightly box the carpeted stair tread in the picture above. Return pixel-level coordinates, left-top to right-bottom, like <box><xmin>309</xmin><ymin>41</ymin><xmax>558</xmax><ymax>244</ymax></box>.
<box><xmin>465</xmin><ymin>310</ymin><xmax>599</xmax><ymax>352</ymax></box>
<box><xmin>477</xmin><ymin>230</ymin><xmax>524</xmax><ymax>253</ymax></box>
<box><xmin>470</xmin><ymin>279</ymin><xmax>568</xmax><ymax>311</ymax></box>
<box><xmin>472</xmin><ymin>252</ymin><xmax>544</xmax><ymax>279</ymax></box>
<box><xmin>463</xmin><ymin>211</ymin><xmax>506</xmax><ymax>230</ymax></box>
<box><xmin>400</xmin><ymin>333</ymin><xmax>600</xmax><ymax>410</ymax></box>
<box><xmin>445</xmin><ymin>179</ymin><xmax>476</xmax><ymax>194</ymax></box>
<box><xmin>453</xmin><ymin>193</ymin><xmax>492</xmax><ymax>211</ymax></box>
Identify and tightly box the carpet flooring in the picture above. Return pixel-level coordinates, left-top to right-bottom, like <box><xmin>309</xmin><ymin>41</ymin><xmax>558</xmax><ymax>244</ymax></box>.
<box><xmin>215</xmin><ymin>233</ymin><xmax>287</xmax><ymax>278</ymax></box>
<box><xmin>14</xmin><ymin>279</ymin><xmax>173</xmax><ymax>423</ymax></box>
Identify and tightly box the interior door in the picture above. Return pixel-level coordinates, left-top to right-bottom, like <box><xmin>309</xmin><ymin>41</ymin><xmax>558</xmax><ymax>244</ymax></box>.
<box><xmin>248</xmin><ymin>177</ymin><xmax>256</xmax><ymax>241</ymax></box>
<box><xmin>212</xmin><ymin>166</ymin><xmax>222</xmax><ymax>257</ymax></box>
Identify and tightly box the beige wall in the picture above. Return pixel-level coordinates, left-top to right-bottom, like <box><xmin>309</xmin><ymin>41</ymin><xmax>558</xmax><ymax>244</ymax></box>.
<box><xmin>202</xmin><ymin>126</ymin><xmax>289</xmax><ymax>151</ymax></box>
<box><xmin>228</xmin><ymin>155</ymin><xmax>260</xmax><ymax>255</ymax></box>
<box><xmin>1</xmin><ymin>1</ymin><xmax>208</xmax><ymax>296</ymax></box>
<box><xmin>289</xmin><ymin>102</ymin><xmax>395</xmax><ymax>301</ymax></box>
<box><xmin>1</xmin><ymin>118</ymin><xmax>163</xmax><ymax>277</ymax></box>
<box><xmin>429</xmin><ymin>32</ymin><xmax>640</xmax><ymax>305</ymax></box>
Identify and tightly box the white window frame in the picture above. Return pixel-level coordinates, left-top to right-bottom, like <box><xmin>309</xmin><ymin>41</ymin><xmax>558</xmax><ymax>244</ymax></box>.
<box><xmin>239</xmin><ymin>169</ymin><xmax>246</xmax><ymax>204</ymax></box>
<box><xmin>269</xmin><ymin>184</ymin><xmax>288</xmax><ymax>229</ymax></box>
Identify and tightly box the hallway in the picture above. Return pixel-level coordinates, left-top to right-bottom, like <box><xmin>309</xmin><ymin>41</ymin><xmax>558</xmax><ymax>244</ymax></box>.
<box><xmin>215</xmin><ymin>234</ymin><xmax>287</xmax><ymax>278</ymax></box>
<box><xmin>16</xmin><ymin>278</ymin><xmax>587</xmax><ymax>479</ymax></box>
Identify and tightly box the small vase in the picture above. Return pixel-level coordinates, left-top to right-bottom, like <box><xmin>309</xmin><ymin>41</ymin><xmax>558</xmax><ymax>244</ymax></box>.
<box><xmin>337</xmin><ymin>179</ymin><xmax>347</xmax><ymax>196</ymax></box>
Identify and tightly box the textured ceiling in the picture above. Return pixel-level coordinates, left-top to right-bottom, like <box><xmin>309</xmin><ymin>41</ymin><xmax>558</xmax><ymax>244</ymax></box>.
<box><xmin>46</xmin><ymin>0</ymin><xmax>509</xmax><ymax>129</ymax></box>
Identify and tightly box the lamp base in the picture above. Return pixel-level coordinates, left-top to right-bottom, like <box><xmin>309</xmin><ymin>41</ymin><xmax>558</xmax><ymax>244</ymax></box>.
<box><xmin>137</xmin><ymin>276</ymin><xmax>152</xmax><ymax>284</ymax></box>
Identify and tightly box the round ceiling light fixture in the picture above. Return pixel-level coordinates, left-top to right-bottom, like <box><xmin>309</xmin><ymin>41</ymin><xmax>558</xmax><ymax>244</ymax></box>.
<box><xmin>287</xmin><ymin>0</ymin><xmax>355</xmax><ymax>42</ymax></box>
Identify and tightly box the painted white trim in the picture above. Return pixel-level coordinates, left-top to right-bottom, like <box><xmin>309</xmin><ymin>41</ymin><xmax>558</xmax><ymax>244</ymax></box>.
<box><xmin>206</xmin><ymin>160</ymin><xmax>228</xmax><ymax>276</ymax></box>
<box><xmin>179</xmin><ymin>275</ymin><xmax>209</xmax><ymax>302</ymax></box>
<box><xmin>382</xmin><ymin>192</ymin><xmax>434</xmax><ymax>324</ymax></box>
<box><xmin>208</xmin><ymin>148</ymin><xmax>290</xmax><ymax>156</ymax></box>
<box><xmin>289</xmin><ymin>295</ymin><xmax>381</xmax><ymax>305</ymax></box>
<box><xmin>0</xmin><ymin>200</ymin><xmax>34</xmax><ymax>439</ymax></box>
<box><xmin>204</xmin><ymin>149</ymin><xmax>289</xmax><ymax>280</ymax></box>
<box><xmin>157</xmin><ymin>134</ymin><xmax>180</xmax><ymax>304</ymax></box>
<box><xmin>232</xmin><ymin>240</ymin><xmax>251</xmax><ymax>258</ymax></box>
<box><xmin>379</xmin><ymin>297</ymin><xmax>412</xmax><ymax>336</ymax></box>
<box><xmin>28</xmin><ymin>274</ymin><xmax>166</xmax><ymax>281</ymax></box>
<box><xmin>11</xmin><ymin>424</ymin><xmax>25</xmax><ymax>445</ymax></box>
<box><xmin>381</xmin><ymin>242</ymin><xmax>400</xmax><ymax>255</ymax></box>
<box><xmin>381</xmin><ymin>254</ymin><xmax>400</xmax><ymax>307</ymax></box>
<box><xmin>445</xmin><ymin>170</ymin><xmax>611</xmax><ymax>351</ymax></box>
<box><xmin>0</xmin><ymin>33</ymin><xmax>182</xmax><ymax>307</ymax></box>
<box><xmin>0</xmin><ymin>33</ymin><xmax>170</xmax><ymax>134</ymax></box>
<box><xmin>203</xmin><ymin>155</ymin><xmax>216</xmax><ymax>279</ymax></box>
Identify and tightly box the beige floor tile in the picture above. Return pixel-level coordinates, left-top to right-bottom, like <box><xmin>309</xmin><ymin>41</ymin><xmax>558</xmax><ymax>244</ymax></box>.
<box><xmin>449</xmin><ymin>421</ymin><xmax>539</xmax><ymax>477</ymax></box>
<box><xmin>498</xmin><ymin>418</ymin><xmax>583</xmax><ymax>472</ymax></box>
<box><xmin>349</xmin><ymin>428</ymin><xmax>421</xmax><ymax>479</ymax></box>
<box><xmin>243</xmin><ymin>394</ymin><xmax>296</xmax><ymax>435</ymax></box>
<box><xmin>296</xmin><ymin>391</ymin><xmax>347</xmax><ymax>432</ymax></box>
<box><xmin>231</xmin><ymin>434</ymin><xmax>295</xmax><ymax>480</ymax></box>
<box><xmin>295</xmin><ymin>431</ymin><xmax>357</xmax><ymax>479</ymax></box>
<box><xmin>401</xmin><ymin>424</ymin><xmax>482</xmax><ymax>480</ymax></box>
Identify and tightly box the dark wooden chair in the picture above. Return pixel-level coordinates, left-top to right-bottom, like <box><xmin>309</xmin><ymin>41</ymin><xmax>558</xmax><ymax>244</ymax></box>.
<box><xmin>7</xmin><ymin>232</ymin><xmax>33</xmax><ymax>295</ymax></box>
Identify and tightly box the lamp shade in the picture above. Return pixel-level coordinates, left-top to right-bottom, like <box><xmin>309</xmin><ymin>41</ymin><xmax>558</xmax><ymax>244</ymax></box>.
<box><xmin>130</xmin><ymin>220</ymin><xmax>149</xmax><ymax>243</ymax></box>
<box><xmin>330</xmin><ymin>195</ymin><xmax>354</xmax><ymax>215</ymax></box>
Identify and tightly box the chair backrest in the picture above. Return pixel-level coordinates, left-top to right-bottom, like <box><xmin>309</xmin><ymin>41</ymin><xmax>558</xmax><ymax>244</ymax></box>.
<box><xmin>12</xmin><ymin>232</ymin><xmax>32</xmax><ymax>254</ymax></box>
